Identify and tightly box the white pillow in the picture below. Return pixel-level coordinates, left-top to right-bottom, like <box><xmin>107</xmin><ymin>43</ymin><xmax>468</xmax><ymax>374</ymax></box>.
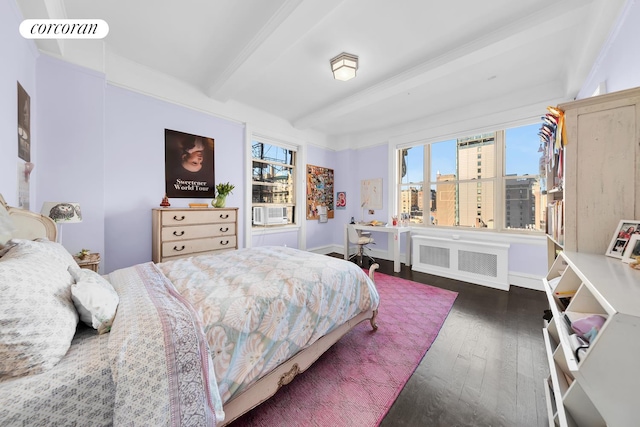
<box><xmin>68</xmin><ymin>266</ymin><xmax>119</xmax><ymax>334</ymax></box>
<box><xmin>0</xmin><ymin>239</ymin><xmax>78</xmax><ymax>379</ymax></box>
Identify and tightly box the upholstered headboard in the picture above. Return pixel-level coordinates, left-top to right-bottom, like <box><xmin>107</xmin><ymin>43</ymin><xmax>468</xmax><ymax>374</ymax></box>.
<box><xmin>0</xmin><ymin>194</ymin><xmax>57</xmax><ymax>242</ymax></box>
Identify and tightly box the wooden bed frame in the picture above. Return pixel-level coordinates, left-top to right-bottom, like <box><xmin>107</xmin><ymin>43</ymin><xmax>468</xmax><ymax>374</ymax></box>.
<box><xmin>0</xmin><ymin>194</ymin><xmax>379</xmax><ymax>425</ymax></box>
<box><xmin>0</xmin><ymin>194</ymin><xmax>57</xmax><ymax>242</ymax></box>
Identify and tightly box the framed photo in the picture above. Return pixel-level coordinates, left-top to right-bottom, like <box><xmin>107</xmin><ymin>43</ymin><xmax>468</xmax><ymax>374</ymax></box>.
<box><xmin>621</xmin><ymin>235</ymin><xmax>640</xmax><ymax>264</ymax></box>
<box><xmin>605</xmin><ymin>219</ymin><xmax>640</xmax><ymax>259</ymax></box>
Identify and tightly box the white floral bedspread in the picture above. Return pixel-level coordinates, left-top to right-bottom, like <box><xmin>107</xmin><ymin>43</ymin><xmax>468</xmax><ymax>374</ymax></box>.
<box><xmin>158</xmin><ymin>246</ymin><xmax>380</xmax><ymax>403</ymax></box>
<box><xmin>108</xmin><ymin>262</ymin><xmax>224</xmax><ymax>426</ymax></box>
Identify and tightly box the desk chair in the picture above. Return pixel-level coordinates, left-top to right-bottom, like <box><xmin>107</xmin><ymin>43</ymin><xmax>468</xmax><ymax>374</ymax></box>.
<box><xmin>347</xmin><ymin>224</ymin><xmax>375</xmax><ymax>266</ymax></box>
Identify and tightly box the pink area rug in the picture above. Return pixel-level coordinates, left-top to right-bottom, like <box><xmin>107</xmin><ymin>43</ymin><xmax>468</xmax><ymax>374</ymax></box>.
<box><xmin>232</xmin><ymin>272</ymin><xmax>458</xmax><ymax>426</ymax></box>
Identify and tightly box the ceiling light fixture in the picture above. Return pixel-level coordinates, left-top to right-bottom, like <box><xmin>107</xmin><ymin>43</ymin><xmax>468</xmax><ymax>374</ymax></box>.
<box><xmin>330</xmin><ymin>52</ymin><xmax>358</xmax><ymax>81</ymax></box>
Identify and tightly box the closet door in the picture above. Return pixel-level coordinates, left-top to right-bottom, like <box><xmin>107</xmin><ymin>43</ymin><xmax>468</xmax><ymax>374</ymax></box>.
<box><xmin>561</xmin><ymin>88</ymin><xmax>640</xmax><ymax>254</ymax></box>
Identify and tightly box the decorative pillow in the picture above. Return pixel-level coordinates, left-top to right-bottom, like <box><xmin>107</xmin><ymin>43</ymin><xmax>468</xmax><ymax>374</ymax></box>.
<box><xmin>0</xmin><ymin>239</ymin><xmax>78</xmax><ymax>379</ymax></box>
<box><xmin>68</xmin><ymin>266</ymin><xmax>119</xmax><ymax>334</ymax></box>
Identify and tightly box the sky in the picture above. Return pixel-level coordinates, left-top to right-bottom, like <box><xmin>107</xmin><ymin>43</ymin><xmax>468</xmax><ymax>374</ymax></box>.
<box><xmin>402</xmin><ymin>123</ymin><xmax>541</xmax><ymax>184</ymax></box>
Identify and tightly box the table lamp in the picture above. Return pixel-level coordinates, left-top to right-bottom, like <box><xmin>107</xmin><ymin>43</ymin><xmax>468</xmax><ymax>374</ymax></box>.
<box><xmin>40</xmin><ymin>202</ymin><xmax>82</xmax><ymax>244</ymax></box>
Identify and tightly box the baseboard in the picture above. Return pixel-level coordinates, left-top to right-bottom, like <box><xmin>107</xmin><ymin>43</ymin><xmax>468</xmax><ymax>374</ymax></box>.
<box><xmin>308</xmin><ymin>244</ymin><xmax>341</xmax><ymax>255</ymax></box>
<box><xmin>311</xmin><ymin>244</ymin><xmax>405</xmax><ymax>264</ymax></box>
<box><xmin>508</xmin><ymin>272</ymin><xmax>544</xmax><ymax>291</ymax></box>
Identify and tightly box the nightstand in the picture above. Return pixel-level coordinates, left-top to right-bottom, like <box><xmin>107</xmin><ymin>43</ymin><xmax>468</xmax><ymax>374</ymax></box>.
<box><xmin>73</xmin><ymin>253</ymin><xmax>101</xmax><ymax>272</ymax></box>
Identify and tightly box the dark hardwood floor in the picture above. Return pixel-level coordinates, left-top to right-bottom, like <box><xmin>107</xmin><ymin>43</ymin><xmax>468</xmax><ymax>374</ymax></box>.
<box><xmin>330</xmin><ymin>253</ymin><xmax>550</xmax><ymax>427</ymax></box>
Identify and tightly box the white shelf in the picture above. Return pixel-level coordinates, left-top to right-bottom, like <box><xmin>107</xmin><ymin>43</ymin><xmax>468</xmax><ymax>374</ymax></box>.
<box><xmin>542</xmin><ymin>251</ymin><xmax>638</xmax><ymax>426</ymax></box>
<box><xmin>543</xmin><ymin>88</ymin><xmax>640</xmax><ymax>427</ymax></box>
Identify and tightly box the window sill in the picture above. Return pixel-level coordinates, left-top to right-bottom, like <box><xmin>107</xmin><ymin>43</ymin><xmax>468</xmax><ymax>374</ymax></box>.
<box><xmin>409</xmin><ymin>226</ymin><xmax>546</xmax><ymax>246</ymax></box>
<box><xmin>251</xmin><ymin>224</ymin><xmax>300</xmax><ymax>235</ymax></box>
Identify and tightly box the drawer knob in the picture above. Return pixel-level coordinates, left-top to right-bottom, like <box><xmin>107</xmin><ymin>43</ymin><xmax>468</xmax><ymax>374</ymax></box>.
<box><xmin>173</xmin><ymin>230</ymin><xmax>185</xmax><ymax>236</ymax></box>
<box><xmin>173</xmin><ymin>215</ymin><xmax>186</xmax><ymax>221</ymax></box>
<box><xmin>221</xmin><ymin>240</ymin><xmax>230</xmax><ymax>246</ymax></box>
<box><xmin>220</xmin><ymin>227</ymin><xmax>229</xmax><ymax>232</ymax></box>
<box><xmin>173</xmin><ymin>245</ymin><xmax>186</xmax><ymax>252</ymax></box>
<box><xmin>220</xmin><ymin>214</ymin><xmax>229</xmax><ymax>219</ymax></box>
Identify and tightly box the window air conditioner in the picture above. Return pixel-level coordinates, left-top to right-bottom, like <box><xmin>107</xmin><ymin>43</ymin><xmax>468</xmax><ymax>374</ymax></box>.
<box><xmin>253</xmin><ymin>206</ymin><xmax>288</xmax><ymax>225</ymax></box>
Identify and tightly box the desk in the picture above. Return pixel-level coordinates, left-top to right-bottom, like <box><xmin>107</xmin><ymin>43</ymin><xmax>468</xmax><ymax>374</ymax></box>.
<box><xmin>344</xmin><ymin>224</ymin><xmax>411</xmax><ymax>273</ymax></box>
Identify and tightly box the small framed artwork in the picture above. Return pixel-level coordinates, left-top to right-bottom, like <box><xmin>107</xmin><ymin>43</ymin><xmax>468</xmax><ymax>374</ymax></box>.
<box><xmin>605</xmin><ymin>219</ymin><xmax>640</xmax><ymax>259</ymax></box>
<box><xmin>621</xmin><ymin>235</ymin><xmax>640</xmax><ymax>264</ymax></box>
<box><xmin>336</xmin><ymin>191</ymin><xmax>346</xmax><ymax>209</ymax></box>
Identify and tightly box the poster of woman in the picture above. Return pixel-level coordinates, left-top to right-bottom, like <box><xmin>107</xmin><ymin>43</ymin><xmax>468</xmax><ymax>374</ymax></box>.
<box><xmin>165</xmin><ymin>129</ymin><xmax>215</xmax><ymax>198</ymax></box>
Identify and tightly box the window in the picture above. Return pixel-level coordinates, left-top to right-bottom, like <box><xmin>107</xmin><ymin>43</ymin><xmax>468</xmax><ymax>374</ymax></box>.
<box><xmin>504</xmin><ymin>123</ymin><xmax>545</xmax><ymax>231</ymax></box>
<box><xmin>397</xmin><ymin>123</ymin><xmax>545</xmax><ymax>232</ymax></box>
<box><xmin>251</xmin><ymin>139</ymin><xmax>296</xmax><ymax>226</ymax></box>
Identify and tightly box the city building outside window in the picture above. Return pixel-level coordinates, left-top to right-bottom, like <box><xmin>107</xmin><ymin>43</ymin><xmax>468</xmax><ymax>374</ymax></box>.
<box><xmin>397</xmin><ymin>123</ymin><xmax>545</xmax><ymax>232</ymax></box>
<box><xmin>251</xmin><ymin>139</ymin><xmax>296</xmax><ymax>227</ymax></box>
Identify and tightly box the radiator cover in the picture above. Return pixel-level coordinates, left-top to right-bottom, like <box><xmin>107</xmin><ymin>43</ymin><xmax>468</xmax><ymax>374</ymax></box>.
<box><xmin>412</xmin><ymin>235</ymin><xmax>510</xmax><ymax>290</ymax></box>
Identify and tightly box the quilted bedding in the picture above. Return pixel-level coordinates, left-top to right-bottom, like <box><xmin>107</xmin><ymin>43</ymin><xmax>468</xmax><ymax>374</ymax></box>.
<box><xmin>157</xmin><ymin>246</ymin><xmax>380</xmax><ymax>404</ymax></box>
<box><xmin>0</xmin><ymin>246</ymin><xmax>379</xmax><ymax>426</ymax></box>
<box><xmin>0</xmin><ymin>326</ymin><xmax>114</xmax><ymax>426</ymax></box>
<box><xmin>1</xmin><ymin>262</ymin><xmax>222</xmax><ymax>427</ymax></box>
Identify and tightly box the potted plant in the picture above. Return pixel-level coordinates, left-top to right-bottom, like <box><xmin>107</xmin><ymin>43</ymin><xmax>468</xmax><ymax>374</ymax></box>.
<box><xmin>212</xmin><ymin>182</ymin><xmax>235</xmax><ymax>208</ymax></box>
<box><xmin>76</xmin><ymin>248</ymin><xmax>91</xmax><ymax>260</ymax></box>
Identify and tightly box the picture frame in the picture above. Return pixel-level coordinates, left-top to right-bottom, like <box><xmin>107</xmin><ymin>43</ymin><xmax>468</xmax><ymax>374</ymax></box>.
<box><xmin>621</xmin><ymin>235</ymin><xmax>640</xmax><ymax>264</ymax></box>
<box><xmin>605</xmin><ymin>219</ymin><xmax>640</xmax><ymax>259</ymax></box>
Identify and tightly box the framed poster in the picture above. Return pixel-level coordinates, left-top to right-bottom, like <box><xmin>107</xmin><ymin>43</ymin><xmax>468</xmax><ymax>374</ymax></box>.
<box><xmin>164</xmin><ymin>129</ymin><xmax>215</xmax><ymax>198</ymax></box>
<box><xmin>306</xmin><ymin>164</ymin><xmax>334</xmax><ymax>220</ymax></box>
<box><xmin>17</xmin><ymin>82</ymin><xmax>30</xmax><ymax>162</ymax></box>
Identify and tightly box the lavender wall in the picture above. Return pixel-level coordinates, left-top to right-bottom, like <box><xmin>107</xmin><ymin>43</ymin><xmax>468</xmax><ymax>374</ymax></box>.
<box><xmin>0</xmin><ymin>0</ymin><xmax>37</xmax><ymax>206</ymax></box>
<box><xmin>311</xmin><ymin>144</ymin><xmax>393</xmax><ymax>254</ymax></box>
<box><xmin>104</xmin><ymin>85</ymin><xmax>245</xmax><ymax>272</ymax></box>
<box><xmin>35</xmin><ymin>55</ymin><xmax>106</xmax><ymax>264</ymax></box>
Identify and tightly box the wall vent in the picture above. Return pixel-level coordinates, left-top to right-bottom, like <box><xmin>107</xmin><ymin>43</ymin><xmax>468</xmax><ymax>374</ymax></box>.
<box><xmin>419</xmin><ymin>245</ymin><xmax>450</xmax><ymax>268</ymax></box>
<box><xmin>459</xmin><ymin>250</ymin><xmax>498</xmax><ymax>277</ymax></box>
<box><xmin>412</xmin><ymin>235</ymin><xmax>510</xmax><ymax>290</ymax></box>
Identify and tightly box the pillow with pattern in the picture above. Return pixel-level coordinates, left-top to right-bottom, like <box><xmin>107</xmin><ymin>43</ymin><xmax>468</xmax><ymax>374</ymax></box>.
<box><xmin>0</xmin><ymin>239</ymin><xmax>78</xmax><ymax>379</ymax></box>
<box><xmin>68</xmin><ymin>266</ymin><xmax>119</xmax><ymax>334</ymax></box>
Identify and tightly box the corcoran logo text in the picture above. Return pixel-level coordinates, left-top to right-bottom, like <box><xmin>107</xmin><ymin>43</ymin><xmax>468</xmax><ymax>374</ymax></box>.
<box><xmin>20</xmin><ymin>19</ymin><xmax>109</xmax><ymax>39</ymax></box>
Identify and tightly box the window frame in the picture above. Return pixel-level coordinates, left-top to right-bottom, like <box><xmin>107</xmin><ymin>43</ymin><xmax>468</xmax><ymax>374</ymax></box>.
<box><xmin>395</xmin><ymin>125</ymin><xmax>544</xmax><ymax>234</ymax></box>
<box><xmin>250</xmin><ymin>135</ymin><xmax>298</xmax><ymax>229</ymax></box>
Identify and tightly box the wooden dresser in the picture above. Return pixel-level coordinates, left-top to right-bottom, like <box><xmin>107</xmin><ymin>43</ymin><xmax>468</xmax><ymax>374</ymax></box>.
<box><xmin>152</xmin><ymin>207</ymin><xmax>238</xmax><ymax>263</ymax></box>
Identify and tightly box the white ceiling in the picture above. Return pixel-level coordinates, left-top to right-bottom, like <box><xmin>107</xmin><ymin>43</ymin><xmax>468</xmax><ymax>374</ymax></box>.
<box><xmin>15</xmin><ymin>0</ymin><xmax>628</xmax><ymax>145</ymax></box>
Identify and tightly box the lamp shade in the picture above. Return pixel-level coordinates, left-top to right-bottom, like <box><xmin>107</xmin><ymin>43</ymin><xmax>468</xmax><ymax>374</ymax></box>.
<box><xmin>330</xmin><ymin>52</ymin><xmax>358</xmax><ymax>81</ymax></box>
<box><xmin>41</xmin><ymin>202</ymin><xmax>83</xmax><ymax>223</ymax></box>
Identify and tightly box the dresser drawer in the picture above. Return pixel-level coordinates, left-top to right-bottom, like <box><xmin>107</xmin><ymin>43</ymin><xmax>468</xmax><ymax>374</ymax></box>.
<box><xmin>161</xmin><ymin>235</ymin><xmax>237</xmax><ymax>258</ymax></box>
<box><xmin>161</xmin><ymin>223</ymin><xmax>236</xmax><ymax>242</ymax></box>
<box><xmin>161</xmin><ymin>209</ymin><xmax>236</xmax><ymax>225</ymax></box>
<box><xmin>152</xmin><ymin>207</ymin><xmax>238</xmax><ymax>263</ymax></box>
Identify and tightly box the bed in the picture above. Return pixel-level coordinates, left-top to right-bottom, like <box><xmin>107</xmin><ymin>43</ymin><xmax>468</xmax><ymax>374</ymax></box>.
<box><xmin>0</xmin><ymin>195</ymin><xmax>380</xmax><ymax>426</ymax></box>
